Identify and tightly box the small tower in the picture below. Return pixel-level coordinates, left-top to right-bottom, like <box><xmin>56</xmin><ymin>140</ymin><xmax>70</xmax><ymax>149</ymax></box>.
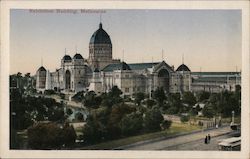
<box><xmin>176</xmin><ymin>64</ymin><xmax>191</xmax><ymax>93</ymax></box>
<box><xmin>36</xmin><ymin>66</ymin><xmax>47</xmax><ymax>92</ymax></box>
<box><xmin>88</xmin><ymin>68</ymin><xmax>102</xmax><ymax>94</ymax></box>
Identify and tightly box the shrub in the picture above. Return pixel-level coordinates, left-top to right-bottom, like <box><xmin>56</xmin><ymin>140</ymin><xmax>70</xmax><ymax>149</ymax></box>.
<box><xmin>161</xmin><ymin>120</ymin><xmax>172</xmax><ymax>130</ymax></box>
<box><xmin>27</xmin><ymin>122</ymin><xmax>76</xmax><ymax>149</ymax></box>
<box><xmin>75</xmin><ymin>112</ymin><xmax>84</xmax><ymax>121</ymax></box>
<box><xmin>144</xmin><ymin>107</ymin><xmax>164</xmax><ymax>132</ymax></box>
<box><xmin>44</xmin><ymin>90</ymin><xmax>56</xmax><ymax>95</ymax></box>
<box><xmin>59</xmin><ymin>93</ymin><xmax>65</xmax><ymax>99</ymax></box>
<box><xmin>71</xmin><ymin>91</ymin><xmax>84</xmax><ymax>102</ymax></box>
<box><xmin>180</xmin><ymin>115</ymin><xmax>189</xmax><ymax>123</ymax></box>
<box><xmin>120</xmin><ymin>112</ymin><xmax>143</xmax><ymax>136</ymax></box>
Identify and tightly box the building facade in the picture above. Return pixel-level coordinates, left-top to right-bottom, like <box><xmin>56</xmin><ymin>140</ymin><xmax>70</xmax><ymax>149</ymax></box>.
<box><xmin>36</xmin><ymin>22</ymin><xmax>241</xmax><ymax>95</ymax></box>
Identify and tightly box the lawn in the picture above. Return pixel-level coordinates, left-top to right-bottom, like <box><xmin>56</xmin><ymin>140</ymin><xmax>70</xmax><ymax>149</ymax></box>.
<box><xmin>80</xmin><ymin>122</ymin><xmax>201</xmax><ymax>150</ymax></box>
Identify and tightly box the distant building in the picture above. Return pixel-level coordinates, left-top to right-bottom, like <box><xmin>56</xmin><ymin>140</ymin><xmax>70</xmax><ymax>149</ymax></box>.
<box><xmin>36</xmin><ymin>22</ymin><xmax>241</xmax><ymax>95</ymax></box>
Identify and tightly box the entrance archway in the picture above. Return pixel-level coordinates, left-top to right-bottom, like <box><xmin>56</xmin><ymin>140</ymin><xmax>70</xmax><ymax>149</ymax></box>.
<box><xmin>158</xmin><ymin>69</ymin><xmax>170</xmax><ymax>93</ymax></box>
<box><xmin>65</xmin><ymin>70</ymin><xmax>71</xmax><ymax>90</ymax></box>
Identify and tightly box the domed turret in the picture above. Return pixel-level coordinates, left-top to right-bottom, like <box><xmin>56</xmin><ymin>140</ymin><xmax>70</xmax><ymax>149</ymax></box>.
<box><xmin>73</xmin><ymin>53</ymin><xmax>83</xmax><ymax>60</ymax></box>
<box><xmin>89</xmin><ymin>23</ymin><xmax>112</xmax><ymax>45</ymax></box>
<box><xmin>176</xmin><ymin>64</ymin><xmax>191</xmax><ymax>72</ymax></box>
<box><xmin>62</xmin><ymin>55</ymin><xmax>72</xmax><ymax>62</ymax></box>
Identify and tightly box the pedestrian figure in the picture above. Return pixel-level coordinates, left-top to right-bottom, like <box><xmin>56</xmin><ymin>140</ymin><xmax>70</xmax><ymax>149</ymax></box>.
<box><xmin>204</xmin><ymin>136</ymin><xmax>208</xmax><ymax>144</ymax></box>
<box><xmin>208</xmin><ymin>134</ymin><xmax>211</xmax><ymax>143</ymax></box>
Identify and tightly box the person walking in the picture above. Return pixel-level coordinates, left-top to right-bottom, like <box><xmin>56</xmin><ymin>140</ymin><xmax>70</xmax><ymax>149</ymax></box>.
<box><xmin>204</xmin><ymin>136</ymin><xmax>208</xmax><ymax>144</ymax></box>
<box><xmin>208</xmin><ymin>134</ymin><xmax>211</xmax><ymax>143</ymax></box>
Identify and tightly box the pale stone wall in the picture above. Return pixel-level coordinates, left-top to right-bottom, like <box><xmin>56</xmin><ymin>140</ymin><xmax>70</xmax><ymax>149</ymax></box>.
<box><xmin>88</xmin><ymin>44</ymin><xmax>112</xmax><ymax>70</ymax></box>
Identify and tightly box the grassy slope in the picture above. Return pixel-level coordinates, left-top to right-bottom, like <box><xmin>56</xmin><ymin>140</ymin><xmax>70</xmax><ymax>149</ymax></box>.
<box><xmin>80</xmin><ymin>122</ymin><xmax>201</xmax><ymax>150</ymax></box>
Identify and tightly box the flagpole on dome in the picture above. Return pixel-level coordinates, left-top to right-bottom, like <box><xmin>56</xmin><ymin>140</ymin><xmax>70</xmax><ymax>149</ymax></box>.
<box><xmin>75</xmin><ymin>45</ymin><xmax>78</xmax><ymax>54</ymax></box>
<box><xmin>99</xmin><ymin>14</ymin><xmax>102</xmax><ymax>29</ymax></box>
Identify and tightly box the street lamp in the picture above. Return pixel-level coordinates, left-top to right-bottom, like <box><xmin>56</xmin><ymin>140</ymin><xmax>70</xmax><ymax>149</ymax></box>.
<box><xmin>231</xmin><ymin>110</ymin><xmax>235</xmax><ymax>125</ymax></box>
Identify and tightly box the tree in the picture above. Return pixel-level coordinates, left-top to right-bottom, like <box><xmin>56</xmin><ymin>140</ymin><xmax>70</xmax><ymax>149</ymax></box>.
<box><xmin>202</xmin><ymin>104</ymin><xmax>215</xmax><ymax>118</ymax></box>
<box><xmin>82</xmin><ymin>113</ymin><xmax>105</xmax><ymax>144</ymax></box>
<box><xmin>27</xmin><ymin>122</ymin><xmax>76</xmax><ymax>149</ymax></box>
<box><xmin>180</xmin><ymin>115</ymin><xmax>190</xmax><ymax>123</ymax></box>
<box><xmin>197</xmin><ymin>91</ymin><xmax>210</xmax><ymax>102</ymax></box>
<box><xmin>120</xmin><ymin>112</ymin><xmax>143</xmax><ymax>136</ymax></box>
<box><xmin>134</xmin><ymin>92</ymin><xmax>145</xmax><ymax>106</ymax></box>
<box><xmin>146</xmin><ymin>99</ymin><xmax>156</xmax><ymax>109</ymax></box>
<box><xmin>10</xmin><ymin>128</ymin><xmax>22</xmax><ymax>149</ymax></box>
<box><xmin>83</xmin><ymin>91</ymin><xmax>100</xmax><ymax>109</ymax></box>
<box><xmin>27</xmin><ymin>123</ymin><xmax>63</xmax><ymax>149</ymax></box>
<box><xmin>100</xmin><ymin>87</ymin><xmax>123</xmax><ymax>107</ymax></box>
<box><xmin>165</xmin><ymin>93</ymin><xmax>183</xmax><ymax>114</ymax></box>
<box><xmin>161</xmin><ymin>120</ymin><xmax>172</xmax><ymax>130</ymax></box>
<box><xmin>182</xmin><ymin>91</ymin><xmax>196</xmax><ymax>107</ymax></box>
<box><xmin>107</xmin><ymin>103</ymin><xmax>136</xmax><ymax>139</ymax></box>
<box><xmin>72</xmin><ymin>91</ymin><xmax>84</xmax><ymax>102</ymax></box>
<box><xmin>75</xmin><ymin>112</ymin><xmax>84</xmax><ymax>121</ymax></box>
<box><xmin>66</xmin><ymin>108</ymin><xmax>73</xmax><ymax>116</ymax></box>
<box><xmin>144</xmin><ymin>107</ymin><xmax>164</xmax><ymax>132</ymax></box>
<box><xmin>62</xmin><ymin>123</ymin><xmax>77</xmax><ymax>147</ymax></box>
<box><xmin>48</xmin><ymin>107</ymin><xmax>65</xmax><ymax>122</ymax></box>
<box><xmin>152</xmin><ymin>88</ymin><xmax>166</xmax><ymax>106</ymax></box>
<box><xmin>109</xmin><ymin>86</ymin><xmax>122</xmax><ymax>98</ymax></box>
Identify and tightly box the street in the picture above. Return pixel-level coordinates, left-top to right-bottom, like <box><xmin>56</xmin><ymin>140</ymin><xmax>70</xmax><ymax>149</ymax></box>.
<box><xmin>120</xmin><ymin>126</ymin><xmax>237</xmax><ymax>150</ymax></box>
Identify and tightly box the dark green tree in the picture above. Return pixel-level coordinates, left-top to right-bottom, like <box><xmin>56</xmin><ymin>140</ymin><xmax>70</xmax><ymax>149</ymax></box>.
<box><xmin>197</xmin><ymin>91</ymin><xmax>210</xmax><ymax>102</ymax></box>
<box><xmin>145</xmin><ymin>99</ymin><xmax>156</xmax><ymax>109</ymax></box>
<box><xmin>120</xmin><ymin>112</ymin><xmax>143</xmax><ymax>136</ymax></box>
<box><xmin>75</xmin><ymin>112</ymin><xmax>84</xmax><ymax>121</ymax></box>
<box><xmin>66</xmin><ymin>108</ymin><xmax>73</xmax><ymax>116</ymax></box>
<box><xmin>109</xmin><ymin>86</ymin><xmax>123</xmax><ymax>98</ymax></box>
<box><xmin>144</xmin><ymin>107</ymin><xmax>164</xmax><ymax>132</ymax></box>
<box><xmin>166</xmin><ymin>93</ymin><xmax>183</xmax><ymax>114</ymax></box>
<box><xmin>152</xmin><ymin>88</ymin><xmax>166</xmax><ymax>106</ymax></box>
<box><xmin>134</xmin><ymin>92</ymin><xmax>145</xmax><ymax>106</ymax></box>
<box><xmin>107</xmin><ymin>103</ymin><xmax>135</xmax><ymax>139</ymax></box>
<box><xmin>182</xmin><ymin>91</ymin><xmax>197</xmax><ymax>107</ymax></box>
<box><xmin>83</xmin><ymin>91</ymin><xmax>100</xmax><ymax>109</ymax></box>
<box><xmin>62</xmin><ymin>123</ymin><xmax>77</xmax><ymax>147</ymax></box>
<box><xmin>161</xmin><ymin>120</ymin><xmax>172</xmax><ymax>130</ymax></box>
<box><xmin>202</xmin><ymin>104</ymin><xmax>215</xmax><ymax>118</ymax></box>
<box><xmin>27</xmin><ymin>123</ymin><xmax>63</xmax><ymax>149</ymax></box>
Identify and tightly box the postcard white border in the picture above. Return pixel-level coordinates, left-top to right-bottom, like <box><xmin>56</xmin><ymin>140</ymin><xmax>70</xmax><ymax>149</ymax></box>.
<box><xmin>1</xmin><ymin>1</ymin><xmax>249</xmax><ymax>159</ymax></box>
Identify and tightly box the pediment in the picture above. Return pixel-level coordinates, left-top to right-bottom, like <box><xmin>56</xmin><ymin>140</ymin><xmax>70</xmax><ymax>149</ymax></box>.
<box><xmin>153</xmin><ymin>61</ymin><xmax>174</xmax><ymax>73</ymax></box>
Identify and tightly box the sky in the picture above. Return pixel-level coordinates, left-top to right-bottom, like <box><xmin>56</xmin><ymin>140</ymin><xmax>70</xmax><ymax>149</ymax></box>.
<box><xmin>10</xmin><ymin>9</ymin><xmax>242</xmax><ymax>75</ymax></box>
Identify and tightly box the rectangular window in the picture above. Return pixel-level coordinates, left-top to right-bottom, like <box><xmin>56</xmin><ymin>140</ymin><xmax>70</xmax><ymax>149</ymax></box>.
<box><xmin>125</xmin><ymin>88</ymin><xmax>129</xmax><ymax>93</ymax></box>
<box><xmin>125</xmin><ymin>74</ymin><xmax>129</xmax><ymax>78</ymax></box>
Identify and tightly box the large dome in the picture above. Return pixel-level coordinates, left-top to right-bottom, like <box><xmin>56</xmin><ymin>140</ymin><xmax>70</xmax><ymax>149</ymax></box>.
<box><xmin>89</xmin><ymin>23</ymin><xmax>112</xmax><ymax>45</ymax></box>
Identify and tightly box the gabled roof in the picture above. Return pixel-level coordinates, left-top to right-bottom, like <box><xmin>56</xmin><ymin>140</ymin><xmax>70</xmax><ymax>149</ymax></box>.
<box><xmin>128</xmin><ymin>62</ymin><xmax>160</xmax><ymax>70</ymax></box>
<box><xmin>102</xmin><ymin>62</ymin><xmax>132</xmax><ymax>72</ymax></box>
<box><xmin>38</xmin><ymin>66</ymin><xmax>46</xmax><ymax>72</ymax></box>
<box><xmin>153</xmin><ymin>61</ymin><xmax>174</xmax><ymax>72</ymax></box>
